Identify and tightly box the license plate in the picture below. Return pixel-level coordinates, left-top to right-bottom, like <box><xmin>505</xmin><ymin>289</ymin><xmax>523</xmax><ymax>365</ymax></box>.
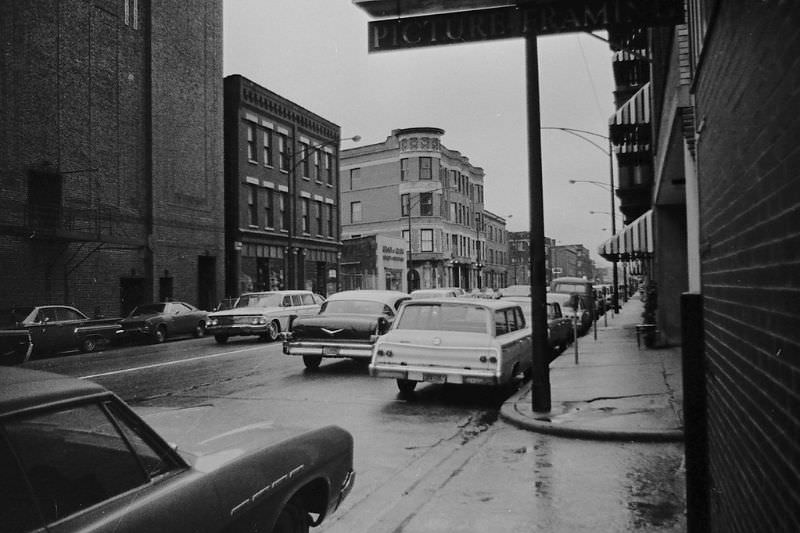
<box><xmin>322</xmin><ymin>346</ymin><xmax>339</xmax><ymax>356</ymax></box>
<box><xmin>423</xmin><ymin>373</ymin><xmax>446</xmax><ymax>383</ymax></box>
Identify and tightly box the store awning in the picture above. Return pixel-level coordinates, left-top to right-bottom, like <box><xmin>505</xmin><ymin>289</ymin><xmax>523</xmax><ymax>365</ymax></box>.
<box><xmin>609</xmin><ymin>82</ymin><xmax>652</xmax><ymax>155</ymax></box>
<box><xmin>598</xmin><ymin>210</ymin><xmax>653</xmax><ymax>261</ymax></box>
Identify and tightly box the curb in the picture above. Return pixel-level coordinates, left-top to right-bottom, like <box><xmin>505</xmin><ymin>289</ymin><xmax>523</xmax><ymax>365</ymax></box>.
<box><xmin>499</xmin><ymin>382</ymin><xmax>685</xmax><ymax>443</ymax></box>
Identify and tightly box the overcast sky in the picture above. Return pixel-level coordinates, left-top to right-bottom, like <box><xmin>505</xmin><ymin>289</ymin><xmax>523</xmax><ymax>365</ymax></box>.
<box><xmin>223</xmin><ymin>0</ymin><xmax>617</xmax><ymax>266</ymax></box>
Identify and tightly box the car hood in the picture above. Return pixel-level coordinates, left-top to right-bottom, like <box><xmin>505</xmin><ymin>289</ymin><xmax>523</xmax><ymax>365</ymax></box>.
<box><xmin>209</xmin><ymin>306</ymin><xmax>282</xmax><ymax>317</ymax></box>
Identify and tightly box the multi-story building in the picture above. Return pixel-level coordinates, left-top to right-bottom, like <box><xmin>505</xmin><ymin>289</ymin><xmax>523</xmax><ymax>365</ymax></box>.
<box><xmin>482</xmin><ymin>210</ymin><xmax>509</xmax><ymax>289</ymax></box>
<box><xmin>508</xmin><ymin>232</ymin><xmax>557</xmax><ymax>286</ymax></box>
<box><xmin>0</xmin><ymin>1</ymin><xmax>224</xmax><ymax>315</ymax></box>
<box><xmin>223</xmin><ymin>75</ymin><xmax>342</xmax><ymax>297</ymax></box>
<box><xmin>341</xmin><ymin>127</ymin><xmax>501</xmax><ymax>292</ymax></box>
<box><xmin>599</xmin><ymin>3</ymin><xmax>800</xmax><ymax>530</ymax></box>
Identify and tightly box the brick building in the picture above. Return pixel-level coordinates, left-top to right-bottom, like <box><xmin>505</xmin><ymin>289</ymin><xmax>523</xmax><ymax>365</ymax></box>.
<box><xmin>482</xmin><ymin>209</ymin><xmax>509</xmax><ymax>289</ymax></box>
<box><xmin>0</xmin><ymin>0</ymin><xmax>224</xmax><ymax>316</ymax></box>
<box><xmin>223</xmin><ymin>75</ymin><xmax>343</xmax><ymax>297</ymax></box>
<box><xmin>599</xmin><ymin>2</ymin><xmax>800</xmax><ymax>530</ymax></box>
<box><xmin>341</xmin><ymin>127</ymin><xmax>504</xmax><ymax>292</ymax></box>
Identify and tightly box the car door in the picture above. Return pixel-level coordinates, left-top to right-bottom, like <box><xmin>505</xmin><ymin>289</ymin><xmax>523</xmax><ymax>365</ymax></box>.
<box><xmin>29</xmin><ymin>307</ymin><xmax>75</xmax><ymax>354</ymax></box>
<box><xmin>2</xmin><ymin>398</ymin><xmax>223</xmax><ymax>533</ymax></box>
<box><xmin>170</xmin><ymin>303</ymin><xmax>194</xmax><ymax>335</ymax></box>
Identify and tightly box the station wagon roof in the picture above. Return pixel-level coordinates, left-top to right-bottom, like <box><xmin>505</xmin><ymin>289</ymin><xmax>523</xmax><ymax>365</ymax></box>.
<box><xmin>402</xmin><ymin>298</ymin><xmax>519</xmax><ymax>310</ymax></box>
<box><xmin>0</xmin><ymin>367</ymin><xmax>109</xmax><ymax>418</ymax></box>
<box><xmin>328</xmin><ymin>290</ymin><xmax>408</xmax><ymax>303</ymax></box>
<box><xmin>241</xmin><ymin>290</ymin><xmax>313</xmax><ymax>296</ymax></box>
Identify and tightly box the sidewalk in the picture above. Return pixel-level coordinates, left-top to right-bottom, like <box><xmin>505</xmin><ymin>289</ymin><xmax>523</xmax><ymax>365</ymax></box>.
<box><xmin>500</xmin><ymin>297</ymin><xmax>684</xmax><ymax>442</ymax></box>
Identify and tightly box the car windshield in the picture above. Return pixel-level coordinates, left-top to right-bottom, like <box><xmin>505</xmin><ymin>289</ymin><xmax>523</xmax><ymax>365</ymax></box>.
<box><xmin>235</xmin><ymin>293</ymin><xmax>283</xmax><ymax>308</ymax></box>
<box><xmin>130</xmin><ymin>304</ymin><xmax>165</xmax><ymax>316</ymax></box>
<box><xmin>396</xmin><ymin>303</ymin><xmax>488</xmax><ymax>334</ymax></box>
<box><xmin>323</xmin><ymin>300</ymin><xmax>387</xmax><ymax>314</ymax></box>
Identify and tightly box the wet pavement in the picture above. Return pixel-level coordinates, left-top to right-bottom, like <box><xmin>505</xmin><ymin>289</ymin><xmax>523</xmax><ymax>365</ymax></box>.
<box><xmin>501</xmin><ymin>297</ymin><xmax>684</xmax><ymax>442</ymax></box>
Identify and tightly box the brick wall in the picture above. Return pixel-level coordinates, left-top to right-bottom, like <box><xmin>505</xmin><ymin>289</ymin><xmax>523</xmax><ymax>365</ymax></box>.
<box><xmin>694</xmin><ymin>3</ymin><xmax>800</xmax><ymax>531</ymax></box>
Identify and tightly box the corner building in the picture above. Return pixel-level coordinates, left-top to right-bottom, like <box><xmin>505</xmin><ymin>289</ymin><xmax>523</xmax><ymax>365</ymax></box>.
<box><xmin>223</xmin><ymin>75</ymin><xmax>342</xmax><ymax>297</ymax></box>
<box><xmin>341</xmin><ymin>128</ymin><xmax>496</xmax><ymax>292</ymax></box>
<box><xmin>0</xmin><ymin>1</ymin><xmax>224</xmax><ymax>315</ymax></box>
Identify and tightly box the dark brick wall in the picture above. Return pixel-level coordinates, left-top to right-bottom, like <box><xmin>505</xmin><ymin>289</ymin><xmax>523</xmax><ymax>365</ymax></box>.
<box><xmin>0</xmin><ymin>0</ymin><xmax>223</xmax><ymax>314</ymax></box>
<box><xmin>694</xmin><ymin>3</ymin><xmax>800</xmax><ymax>531</ymax></box>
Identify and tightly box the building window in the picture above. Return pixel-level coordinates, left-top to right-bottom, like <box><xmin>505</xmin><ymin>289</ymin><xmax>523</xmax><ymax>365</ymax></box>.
<box><xmin>421</xmin><ymin>229</ymin><xmax>434</xmax><ymax>252</ymax></box>
<box><xmin>264</xmin><ymin>189</ymin><xmax>274</xmax><ymax>228</ymax></box>
<box><xmin>301</xmin><ymin>198</ymin><xmax>310</xmax><ymax>233</ymax></box>
<box><xmin>420</xmin><ymin>192</ymin><xmax>433</xmax><ymax>216</ymax></box>
<box><xmin>300</xmin><ymin>143</ymin><xmax>310</xmax><ymax>178</ymax></box>
<box><xmin>263</xmin><ymin>129</ymin><xmax>273</xmax><ymax>166</ymax></box>
<box><xmin>278</xmin><ymin>133</ymin><xmax>289</xmax><ymax>171</ymax></box>
<box><xmin>349</xmin><ymin>168</ymin><xmax>360</xmax><ymax>190</ymax></box>
<box><xmin>327</xmin><ymin>204</ymin><xmax>335</xmax><ymax>237</ymax></box>
<box><xmin>314</xmin><ymin>150</ymin><xmax>321</xmax><ymax>181</ymax></box>
<box><xmin>402</xmin><ymin>229</ymin><xmax>410</xmax><ymax>250</ymax></box>
<box><xmin>279</xmin><ymin>192</ymin><xmax>288</xmax><ymax>230</ymax></box>
<box><xmin>124</xmin><ymin>0</ymin><xmax>138</xmax><ymax>29</ymax></box>
<box><xmin>401</xmin><ymin>193</ymin><xmax>410</xmax><ymax>216</ymax></box>
<box><xmin>350</xmin><ymin>201</ymin><xmax>362</xmax><ymax>223</ymax></box>
<box><xmin>452</xmin><ymin>234</ymin><xmax>458</xmax><ymax>254</ymax></box>
<box><xmin>325</xmin><ymin>152</ymin><xmax>333</xmax><ymax>184</ymax></box>
<box><xmin>247</xmin><ymin>124</ymin><xmax>257</xmax><ymax>162</ymax></box>
<box><xmin>248</xmin><ymin>185</ymin><xmax>258</xmax><ymax>226</ymax></box>
<box><xmin>316</xmin><ymin>201</ymin><xmax>323</xmax><ymax>235</ymax></box>
<box><xmin>420</xmin><ymin>157</ymin><xmax>432</xmax><ymax>180</ymax></box>
<box><xmin>400</xmin><ymin>158</ymin><xmax>408</xmax><ymax>181</ymax></box>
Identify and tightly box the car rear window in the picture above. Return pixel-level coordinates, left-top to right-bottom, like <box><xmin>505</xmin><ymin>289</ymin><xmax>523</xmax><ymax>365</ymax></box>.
<box><xmin>324</xmin><ymin>300</ymin><xmax>388</xmax><ymax>315</ymax></box>
<box><xmin>396</xmin><ymin>303</ymin><xmax>488</xmax><ymax>334</ymax></box>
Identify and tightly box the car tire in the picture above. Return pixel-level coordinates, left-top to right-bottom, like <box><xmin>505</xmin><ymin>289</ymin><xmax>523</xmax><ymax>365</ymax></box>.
<box><xmin>271</xmin><ymin>500</ymin><xmax>309</xmax><ymax>533</ymax></box>
<box><xmin>214</xmin><ymin>334</ymin><xmax>229</xmax><ymax>344</ymax></box>
<box><xmin>303</xmin><ymin>355</ymin><xmax>322</xmax><ymax>371</ymax></box>
<box><xmin>80</xmin><ymin>337</ymin><xmax>98</xmax><ymax>353</ymax></box>
<box><xmin>153</xmin><ymin>325</ymin><xmax>167</xmax><ymax>344</ymax></box>
<box><xmin>193</xmin><ymin>322</ymin><xmax>206</xmax><ymax>338</ymax></box>
<box><xmin>266</xmin><ymin>320</ymin><xmax>280</xmax><ymax>342</ymax></box>
<box><xmin>397</xmin><ymin>379</ymin><xmax>417</xmax><ymax>395</ymax></box>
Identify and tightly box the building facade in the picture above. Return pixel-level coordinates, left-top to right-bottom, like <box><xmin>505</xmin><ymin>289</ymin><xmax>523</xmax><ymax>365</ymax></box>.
<box><xmin>482</xmin><ymin>209</ymin><xmax>509</xmax><ymax>289</ymax></box>
<box><xmin>599</xmin><ymin>2</ymin><xmax>800</xmax><ymax>530</ymax></box>
<box><xmin>341</xmin><ymin>127</ymin><xmax>503</xmax><ymax>292</ymax></box>
<box><xmin>508</xmin><ymin>232</ymin><xmax>557</xmax><ymax>286</ymax></box>
<box><xmin>223</xmin><ymin>75</ymin><xmax>342</xmax><ymax>298</ymax></box>
<box><xmin>0</xmin><ymin>0</ymin><xmax>224</xmax><ymax>316</ymax></box>
<box><xmin>340</xmin><ymin>235</ymin><xmax>407</xmax><ymax>292</ymax></box>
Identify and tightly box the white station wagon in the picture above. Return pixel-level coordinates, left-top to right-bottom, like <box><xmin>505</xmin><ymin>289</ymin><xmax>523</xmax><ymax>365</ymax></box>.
<box><xmin>206</xmin><ymin>290</ymin><xmax>324</xmax><ymax>343</ymax></box>
<box><xmin>370</xmin><ymin>298</ymin><xmax>532</xmax><ymax>395</ymax></box>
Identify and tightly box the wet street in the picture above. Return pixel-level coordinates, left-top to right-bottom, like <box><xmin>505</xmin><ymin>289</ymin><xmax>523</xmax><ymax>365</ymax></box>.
<box><xmin>24</xmin><ymin>338</ymin><xmax>686</xmax><ymax>532</ymax></box>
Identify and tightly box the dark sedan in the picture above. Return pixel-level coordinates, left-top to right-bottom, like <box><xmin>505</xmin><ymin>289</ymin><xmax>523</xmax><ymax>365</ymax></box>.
<box><xmin>117</xmin><ymin>301</ymin><xmax>208</xmax><ymax>344</ymax></box>
<box><xmin>283</xmin><ymin>290</ymin><xmax>410</xmax><ymax>371</ymax></box>
<box><xmin>0</xmin><ymin>367</ymin><xmax>354</xmax><ymax>533</ymax></box>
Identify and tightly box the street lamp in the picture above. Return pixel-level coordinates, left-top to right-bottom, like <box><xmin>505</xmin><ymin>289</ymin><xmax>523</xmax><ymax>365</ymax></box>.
<box><xmin>544</xmin><ymin>126</ymin><xmax>619</xmax><ymax>313</ymax></box>
<box><xmin>287</xmin><ymin>134</ymin><xmax>360</xmax><ymax>290</ymax></box>
<box><xmin>569</xmin><ymin>179</ymin><xmax>611</xmax><ymax>191</ymax></box>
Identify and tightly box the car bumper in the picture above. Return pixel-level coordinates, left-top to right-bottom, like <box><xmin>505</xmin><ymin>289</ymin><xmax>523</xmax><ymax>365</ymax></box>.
<box><xmin>283</xmin><ymin>341</ymin><xmax>374</xmax><ymax>359</ymax></box>
<box><xmin>206</xmin><ymin>325</ymin><xmax>268</xmax><ymax>337</ymax></box>
<box><xmin>369</xmin><ymin>363</ymin><xmax>501</xmax><ymax>386</ymax></box>
<box><xmin>337</xmin><ymin>469</ymin><xmax>356</xmax><ymax>510</ymax></box>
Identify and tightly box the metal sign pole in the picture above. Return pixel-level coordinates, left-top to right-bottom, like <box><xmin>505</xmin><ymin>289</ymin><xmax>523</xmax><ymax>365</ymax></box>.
<box><xmin>526</xmin><ymin>35</ymin><xmax>551</xmax><ymax>413</ymax></box>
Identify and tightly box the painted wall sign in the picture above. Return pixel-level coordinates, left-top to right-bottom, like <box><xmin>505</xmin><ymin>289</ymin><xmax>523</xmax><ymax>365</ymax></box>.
<box><xmin>368</xmin><ymin>0</ymin><xmax>684</xmax><ymax>52</ymax></box>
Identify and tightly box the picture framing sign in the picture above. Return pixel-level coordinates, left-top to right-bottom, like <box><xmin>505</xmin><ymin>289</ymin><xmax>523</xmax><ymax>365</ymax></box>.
<box><xmin>368</xmin><ymin>0</ymin><xmax>683</xmax><ymax>52</ymax></box>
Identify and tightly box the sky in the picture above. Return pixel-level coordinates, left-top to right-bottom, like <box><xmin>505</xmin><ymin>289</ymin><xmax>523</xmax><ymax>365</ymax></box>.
<box><xmin>223</xmin><ymin>0</ymin><xmax>618</xmax><ymax>267</ymax></box>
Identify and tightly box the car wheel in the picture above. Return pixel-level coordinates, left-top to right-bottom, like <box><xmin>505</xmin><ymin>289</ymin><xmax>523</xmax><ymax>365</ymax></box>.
<box><xmin>193</xmin><ymin>321</ymin><xmax>206</xmax><ymax>338</ymax></box>
<box><xmin>266</xmin><ymin>320</ymin><xmax>280</xmax><ymax>342</ymax></box>
<box><xmin>303</xmin><ymin>355</ymin><xmax>322</xmax><ymax>371</ymax></box>
<box><xmin>271</xmin><ymin>500</ymin><xmax>309</xmax><ymax>533</ymax></box>
<box><xmin>397</xmin><ymin>379</ymin><xmax>417</xmax><ymax>395</ymax></box>
<box><xmin>214</xmin><ymin>334</ymin><xmax>229</xmax><ymax>344</ymax></box>
<box><xmin>153</xmin><ymin>325</ymin><xmax>167</xmax><ymax>344</ymax></box>
<box><xmin>80</xmin><ymin>337</ymin><xmax>98</xmax><ymax>353</ymax></box>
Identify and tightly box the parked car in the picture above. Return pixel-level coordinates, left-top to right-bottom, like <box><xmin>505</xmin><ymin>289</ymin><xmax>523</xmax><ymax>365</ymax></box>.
<box><xmin>0</xmin><ymin>328</ymin><xmax>33</xmax><ymax>365</ymax></box>
<box><xmin>547</xmin><ymin>292</ymin><xmax>592</xmax><ymax>335</ymax></box>
<box><xmin>207</xmin><ymin>290</ymin><xmax>324</xmax><ymax>344</ymax></box>
<box><xmin>0</xmin><ymin>366</ymin><xmax>354</xmax><ymax>533</ymax></box>
<box><xmin>0</xmin><ymin>305</ymin><xmax>120</xmax><ymax>356</ymax></box>
<box><xmin>499</xmin><ymin>284</ymin><xmax>530</xmax><ymax>298</ymax></box>
<box><xmin>370</xmin><ymin>298</ymin><xmax>532</xmax><ymax>395</ymax></box>
<box><xmin>503</xmin><ymin>296</ymin><xmax>573</xmax><ymax>356</ymax></box>
<box><xmin>409</xmin><ymin>288</ymin><xmax>461</xmax><ymax>299</ymax></box>
<box><xmin>283</xmin><ymin>290</ymin><xmax>410</xmax><ymax>370</ymax></box>
<box><xmin>117</xmin><ymin>302</ymin><xmax>208</xmax><ymax>344</ymax></box>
